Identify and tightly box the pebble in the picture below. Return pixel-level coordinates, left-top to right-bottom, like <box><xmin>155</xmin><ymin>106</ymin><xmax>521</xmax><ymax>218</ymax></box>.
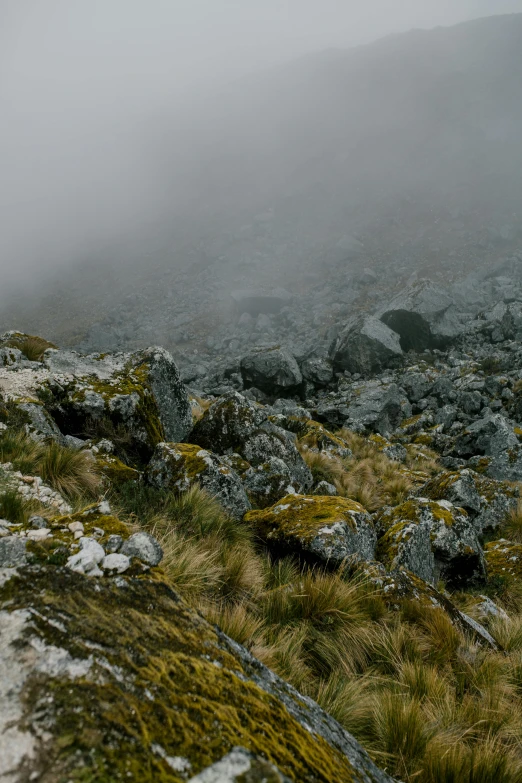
<box><xmin>26</xmin><ymin>529</ymin><xmax>51</xmax><ymax>542</ymax></box>
<box><xmin>68</xmin><ymin>521</ymin><xmax>84</xmax><ymax>534</ymax></box>
<box><xmin>106</xmin><ymin>534</ymin><xmax>123</xmax><ymax>553</ymax></box>
<box><xmin>121</xmin><ymin>532</ymin><xmax>163</xmax><ymax>567</ymax></box>
<box><xmin>102</xmin><ymin>553</ymin><xmax>131</xmax><ymax>573</ymax></box>
<box><xmin>30</xmin><ymin>515</ymin><xmax>48</xmax><ymax>529</ymax></box>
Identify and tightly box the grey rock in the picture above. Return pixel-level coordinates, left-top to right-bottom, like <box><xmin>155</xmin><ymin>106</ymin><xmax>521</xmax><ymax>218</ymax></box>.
<box><xmin>331</xmin><ymin>316</ymin><xmax>403</xmax><ymax>376</ymax></box>
<box><xmin>434</xmin><ymin>404</ymin><xmax>458</xmax><ymax>431</ymax></box>
<box><xmin>344</xmin><ymin>381</ymin><xmax>412</xmax><ymax>436</ymax></box>
<box><xmin>102</xmin><ymin>553</ymin><xmax>131</xmax><ymax>574</ymax></box>
<box><xmin>378</xmin><ymin>499</ymin><xmax>485</xmax><ymax>588</ymax></box>
<box><xmin>121</xmin><ymin>532</ymin><xmax>163</xmax><ymax>567</ymax></box>
<box><xmin>315</xmin><ymin>480</ymin><xmax>338</xmax><ymax>496</ymax></box>
<box><xmin>240</xmin><ymin>457</ymin><xmax>296</xmax><ymax>508</ymax></box>
<box><xmin>400</xmin><ymin>372</ymin><xmax>434</xmax><ymax>402</ymax></box>
<box><xmin>0</xmin><ymin>537</ymin><xmax>27</xmax><ymax>568</ymax></box>
<box><xmin>377</xmin><ymin>281</ymin><xmax>462</xmax><ymax>350</ymax></box>
<box><xmin>106</xmin><ymin>534</ymin><xmax>124</xmax><ymax>553</ymax></box>
<box><xmin>29</xmin><ymin>515</ymin><xmax>48</xmax><ymax>529</ymax></box>
<box><xmin>146</xmin><ymin>442</ymin><xmax>251</xmax><ymax>520</ymax></box>
<box><xmin>188</xmin><ymin>748</ymin><xmax>292</xmax><ymax>783</ymax></box>
<box><xmin>240</xmin><ymin>346</ymin><xmax>302</xmax><ymax>394</ymax></box>
<box><xmin>192</xmin><ymin>392</ymin><xmax>312</xmax><ymax>492</ymax></box>
<box><xmin>475</xmin><ymin>595</ymin><xmax>509</xmax><ymax>621</ymax></box>
<box><xmin>300</xmin><ymin>357</ymin><xmax>334</xmax><ymax>386</ymax></box>
<box><xmin>0</xmin><ymin>347</ymin><xmax>23</xmax><ymax>367</ymax></box>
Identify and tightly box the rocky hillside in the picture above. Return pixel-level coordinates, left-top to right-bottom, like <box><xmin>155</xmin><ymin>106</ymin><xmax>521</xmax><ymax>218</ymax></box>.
<box><xmin>3</xmin><ymin>301</ymin><xmax>522</xmax><ymax>780</ymax></box>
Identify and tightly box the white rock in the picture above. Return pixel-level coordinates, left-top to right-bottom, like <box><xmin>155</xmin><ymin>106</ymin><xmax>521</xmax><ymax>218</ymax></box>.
<box><xmin>26</xmin><ymin>529</ymin><xmax>51</xmax><ymax>542</ymax></box>
<box><xmin>66</xmin><ymin>551</ymin><xmax>103</xmax><ymax>576</ymax></box>
<box><xmin>98</xmin><ymin>500</ymin><xmax>111</xmax><ymax>515</ymax></box>
<box><xmin>68</xmin><ymin>521</ymin><xmax>84</xmax><ymax>534</ymax></box>
<box><xmin>102</xmin><ymin>554</ymin><xmax>131</xmax><ymax>574</ymax></box>
<box><xmin>79</xmin><ymin>537</ymin><xmax>105</xmax><ymax>563</ymax></box>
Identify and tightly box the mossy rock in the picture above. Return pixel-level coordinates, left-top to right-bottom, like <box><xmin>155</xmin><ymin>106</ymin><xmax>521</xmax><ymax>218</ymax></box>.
<box><xmin>359</xmin><ymin>562</ymin><xmax>497</xmax><ymax>649</ymax></box>
<box><xmin>283</xmin><ymin>417</ymin><xmax>352</xmax><ymax>457</ymax></box>
<box><xmin>485</xmin><ymin>540</ymin><xmax>522</xmax><ymax>581</ymax></box>
<box><xmin>41</xmin><ymin>346</ymin><xmax>192</xmax><ymax>464</ymax></box>
<box><xmin>0</xmin><ymin>566</ymin><xmax>393</xmax><ymax>782</ymax></box>
<box><xmin>96</xmin><ymin>455</ymin><xmax>141</xmax><ymax>487</ymax></box>
<box><xmin>146</xmin><ymin>442</ymin><xmax>251</xmax><ymax>520</ymax></box>
<box><xmin>245</xmin><ymin>494</ymin><xmax>376</xmax><ymax>565</ymax></box>
<box><xmin>377</xmin><ymin>499</ymin><xmax>485</xmax><ymax>588</ymax></box>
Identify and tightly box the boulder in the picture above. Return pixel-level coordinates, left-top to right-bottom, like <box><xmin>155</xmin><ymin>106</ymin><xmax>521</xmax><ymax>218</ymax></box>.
<box><xmin>146</xmin><ymin>442</ymin><xmax>251</xmax><ymax>520</ymax></box>
<box><xmin>245</xmin><ymin>494</ymin><xmax>376</xmax><ymax>566</ymax></box>
<box><xmin>0</xmin><ymin>566</ymin><xmax>394</xmax><ymax>782</ymax></box>
<box><xmin>453</xmin><ymin>413</ymin><xmax>522</xmax><ymax>481</ymax></box>
<box><xmin>485</xmin><ymin>540</ymin><xmax>522</xmax><ymax>582</ymax></box>
<box><xmin>419</xmin><ymin>469</ymin><xmax>518</xmax><ymax>536</ymax></box>
<box><xmin>377</xmin><ymin>498</ymin><xmax>485</xmax><ymax>588</ymax></box>
<box><xmin>331</xmin><ymin>317</ymin><xmax>403</xmax><ymax>376</ymax></box>
<box><xmin>300</xmin><ymin>357</ymin><xmax>334</xmax><ymax>386</ymax></box>
<box><xmin>238</xmin><ymin>457</ymin><xmax>297</xmax><ymax>509</ymax></box>
<box><xmin>191</xmin><ymin>393</ymin><xmax>312</xmax><ymax>492</ymax></box>
<box><xmin>240</xmin><ymin>347</ymin><xmax>302</xmax><ymax>395</ymax></box>
<box><xmin>377</xmin><ymin>281</ymin><xmax>462</xmax><ymax>350</ymax></box>
<box><xmin>361</xmin><ymin>563</ymin><xmax>498</xmax><ymax>649</ymax></box>
<box><xmin>342</xmin><ymin>381</ymin><xmax>412</xmax><ymax>436</ymax></box>
<box><xmin>42</xmin><ymin>346</ymin><xmax>192</xmax><ymax>461</ymax></box>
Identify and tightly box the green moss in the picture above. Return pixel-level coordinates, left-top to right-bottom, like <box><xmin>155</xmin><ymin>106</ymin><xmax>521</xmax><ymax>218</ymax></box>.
<box><xmin>376</xmin><ymin>521</ymin><xmax>416</xmax><ymax>566</ymax></box>
<box><xmin>2</xmin><ymin>567</ymin><xmax>356</xmax><ymax>782</ymax></box>
<box><xmin>96</xmin><ymin>455</ymin><xmax>141</xmax><ymax>486</ymax></box>
<box><xmin>485</xmin><ymin>541</ymin><xmax>522</xmax><ymax>581</ymax></box>
<box><xmin>245</xmin><ymin>494</ymin><xmax>364</xmax><ymax>545</ymax></box>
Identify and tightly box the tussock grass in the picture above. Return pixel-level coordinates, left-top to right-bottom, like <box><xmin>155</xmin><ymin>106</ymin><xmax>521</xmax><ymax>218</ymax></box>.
<box><xmin>5</xmin><ymin>334</ymin><xmax>56</xmax><ymax>361</ymax></box>
<box><xmin>504</xmin><ymin>500</ymin><xmax>522</xmax><ymax>543</ymax></box>
<box><xmin>0</xmin><ymin>429</ymin><xmax>44</xmax><ymax>474</ymax></box>
<box><xmin>0</xmin><ymin>489</ymin><xmax>32</xmax><ymax>524</ymax></box>
<box><xmin>0</xmin><ymin>430</ymin><xmax>100</xmax><ymax>500</ymax></box>
<box><xmin>38</xmin><ymin>441</ymin><xmax>100</xmax><ymax>499</ymax></box>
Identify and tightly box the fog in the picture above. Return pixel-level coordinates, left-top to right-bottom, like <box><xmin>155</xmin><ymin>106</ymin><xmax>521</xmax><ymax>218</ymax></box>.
<box><xmin>1</xmin><ymin>0</ymin><xmax>522</xmax><ymax>312</ymax></box>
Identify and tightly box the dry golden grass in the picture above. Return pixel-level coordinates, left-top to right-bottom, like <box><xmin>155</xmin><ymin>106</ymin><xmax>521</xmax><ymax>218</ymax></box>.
<box><xmin>38</xmin><ymin>441</ymin><xmax>101</xmax><ymax>499</ymax></box>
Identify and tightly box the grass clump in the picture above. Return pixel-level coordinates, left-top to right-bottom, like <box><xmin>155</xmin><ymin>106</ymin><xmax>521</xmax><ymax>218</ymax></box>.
<box><xmin>38</xmin><ymin>441</ymin><xmax>100</xmax><ymax>499</ymax></box>
<box><xmin>4</xmin><ymin>334</ymin><xmax>56</xmax><ymax>361</ymax></box>
<box><xmin>0</xmin><ymin>489</ymin><xmax>33</xmax><ymax>524</ymax></box>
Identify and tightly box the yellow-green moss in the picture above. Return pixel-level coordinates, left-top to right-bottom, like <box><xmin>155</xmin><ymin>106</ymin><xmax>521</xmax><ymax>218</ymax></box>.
<box><xmin>245</xmin><ymin>494</ymin><xmax>364</xmax><ymax>545</ymax></box>
<box><xmin>485</xmin><ymin>541</ymin><xmax>522</xmax><ymax>581</ymax></box>
<box><xmin>1</xmin><ymin>567</ymin><xmax>357</xmax><ymax>782</ymax></box>
<box><xmin>96</xmin><ymin>455</ymin><xmax>140</xmax><ymax>486</ymax></box>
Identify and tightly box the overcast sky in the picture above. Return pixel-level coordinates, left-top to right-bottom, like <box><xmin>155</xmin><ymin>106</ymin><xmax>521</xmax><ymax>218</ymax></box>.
<box><xmin>2</xmin><ymin>0</ymin><xmax>522</xmax><ymax>290</ymax></box>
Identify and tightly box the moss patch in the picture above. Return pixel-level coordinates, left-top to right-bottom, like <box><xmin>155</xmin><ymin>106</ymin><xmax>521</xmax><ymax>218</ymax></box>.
<box><xmin>1</xmin><ymin>567</ymin><xmax>357</xmax><ymax>782</ymax></box>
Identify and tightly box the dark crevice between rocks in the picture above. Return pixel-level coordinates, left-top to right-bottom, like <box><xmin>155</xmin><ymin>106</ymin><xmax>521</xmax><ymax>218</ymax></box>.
<box><xmin>380</xmin><ymin>309</ymin><xmax>432</xmax><ymax>352</ymax></box>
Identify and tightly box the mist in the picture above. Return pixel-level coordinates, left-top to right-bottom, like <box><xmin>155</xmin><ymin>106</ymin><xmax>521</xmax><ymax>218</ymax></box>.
<box><xmin>1</xmin><ymin>0</ymin><xmax>522</xmax><ymax>320</ymax></box>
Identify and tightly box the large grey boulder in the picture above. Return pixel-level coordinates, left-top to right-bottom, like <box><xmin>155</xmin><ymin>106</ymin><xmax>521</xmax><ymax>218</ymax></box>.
<box><xmin>146</xmin><ymin>442</ymin><xmax>251</xmax><ymax>520</ymax></box>
<box><xmin>377</xmin><ymin>499</ymin><xmax>485</xmax><ymax>588</ymax></box>
<box><xmin>419</xmin><ymin>469</ymin><xmax>518</xmax><ymax>536</ymax></box>
<box><xmin>245</xmin><ymin>495</ymin><xmax>376</xmax><ymax>566</ymax></box>
<box><xmin>0</xmin><ymin>566</ymin><xmax>394</xmax><ymax>782</ymax></box>
<box><xmin>191</xmin><ymin>392</ymin><xmax>312</xmax><ymax>492</ymax></box>
<box><xmin>377</xmin><ymin>281</ymin><xmax>462</xmax><ymax>350</ymax></box>
<box><xmin>300</xmin><ymin>357</ymin><xmax>334</xmax><ymax>386</ymax></box>
<box><xmin>343</xmin><ymin>381</ymin><xmax>412</xmax><ymax>436</ymax></box>
<box><xmin>453</xmin><ymin>413</ymin><xmax>522</xmax><ymax>482</ymax></box>
<box><xmin>42</xmin><ymin>346</ymin><xmax>192</xmax><ymax>460</ymax></box>
<box><xmin>240</xmin><ymin>346</ymin><xmax>302</xmax><ymax>395</ymax></box>
<box><xmin>331</xmin><ymin>316</ymin><xmax>403</xmax><ymax>376</ymax></box>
